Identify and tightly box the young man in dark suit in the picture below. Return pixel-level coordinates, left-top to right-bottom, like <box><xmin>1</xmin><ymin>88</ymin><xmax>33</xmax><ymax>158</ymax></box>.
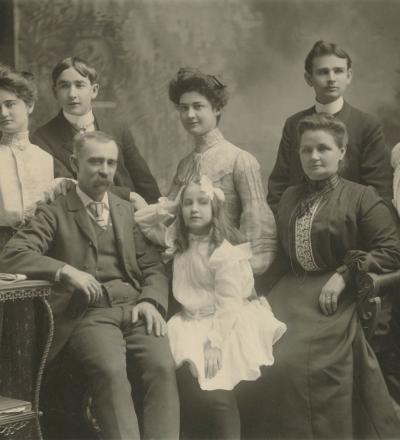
<box><xmin>0</xmin><ymin>131</ymin><xmax>179</xmax><ymax>439</ymax></box>
<box><xmin>267</xmin><ymin>40</ymin><xmax>393</xmax><ymax>214</ymax></box>
<box><xmin>31</xmin><ymin>57</ymin><xmax>161</xmax><ymax>204</ymax></box>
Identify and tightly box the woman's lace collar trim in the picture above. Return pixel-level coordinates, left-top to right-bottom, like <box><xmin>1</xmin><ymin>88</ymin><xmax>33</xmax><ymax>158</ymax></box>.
<box><xmin>194</xmin><ymin>128</ymin><xmax>224</xmax><ymax>153</ymax></box>
<box><xmin>1</xmin><ymin>131</ymin><xmax>31</xmax><ymax>150</ymax></box>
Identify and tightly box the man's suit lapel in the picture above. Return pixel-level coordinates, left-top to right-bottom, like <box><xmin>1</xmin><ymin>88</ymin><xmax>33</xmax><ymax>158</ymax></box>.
<box><xmin>94</xmin><ymin>111</ymin><xmax>114</xmax><ymax>134</ymax></box>
<box><xmin>335</xmin><ymin>100</ymin><xmax>350</xmax><ymax>121</ymax></box>
<box><xmin>67</xmin><ymin>189</ymin><xmax>98</xmax><ymax>252</ymax></box>
<box><xmin>109</xmin><ymin>193</ymin><xmax>126</xmax><ymax>257</ymax></box>
<box><xmin>108</xmin><ymin>193</ymin><xmax>139</xmax><ymax>284</ymax></box>
<box><xmin>55</xmin><ymin>111</ymin><xmax>77</xmax><ymax>150</ymax></box>
<box><xmin>52</xmin><ymin>112</ymin><xmax>78</xmax><ymax>173</ymax></box>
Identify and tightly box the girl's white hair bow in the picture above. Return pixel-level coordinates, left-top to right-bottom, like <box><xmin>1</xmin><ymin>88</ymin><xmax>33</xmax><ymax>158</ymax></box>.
<box><xmin>199</xmin><ymin>175</ymin><xmax>225</xmax><ymax>201</ymax></box>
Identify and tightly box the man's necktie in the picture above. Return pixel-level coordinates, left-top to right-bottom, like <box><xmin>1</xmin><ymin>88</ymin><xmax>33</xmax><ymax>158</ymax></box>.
<box><xmin>74</xmin><ymin>121</ymin><xmax>94</xmax><ymax>134</ymax></box>
<box><xmin>88</xmin><ymin>202</ymin><xmax>107</xmax><ymax>229</ymax></box>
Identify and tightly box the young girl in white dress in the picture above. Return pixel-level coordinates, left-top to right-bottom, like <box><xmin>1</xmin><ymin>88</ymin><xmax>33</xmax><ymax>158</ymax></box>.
<box><xmin>135</xmin><ymin>175</ymin><xmax>286</xmax><ymax>439</ymax></box>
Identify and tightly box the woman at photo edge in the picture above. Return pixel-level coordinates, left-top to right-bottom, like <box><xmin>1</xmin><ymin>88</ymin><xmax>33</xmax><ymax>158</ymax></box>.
<box><xmin>256</xmin><ymin>112</ymin><xmax>400</xmax><ymax>438</ymax></box>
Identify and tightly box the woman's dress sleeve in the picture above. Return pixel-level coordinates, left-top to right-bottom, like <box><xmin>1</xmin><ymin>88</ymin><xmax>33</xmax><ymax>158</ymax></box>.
<box><xmin>343</xmin><ymin>186</ymin><xmax>400</xmax><ymax>276</ymax></box>
<box><xmin>134</xmin><ymin>199</ymin><xmax>177</xmax><ymax>250</ymax></box>
<box><xmin>232</xmin><ymin>151</ymin><xmax>277</xmax><ymax>274</ymax></box>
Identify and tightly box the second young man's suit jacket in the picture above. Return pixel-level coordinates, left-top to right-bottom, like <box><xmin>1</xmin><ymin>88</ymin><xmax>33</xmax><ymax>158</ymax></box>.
<box><xmin>0</xmin><ymin>189</ymin><xmax>169</xmax><ymax>359</ymax></box>
<box><xmin>267</xmin><ymin>101</ymin><xmax>393</xmax><ymax>214</ymax></box>
<box><xmin>31</xmin><ymin>111</ymin><xmax>161</xmax><ymax>203</ymax></box>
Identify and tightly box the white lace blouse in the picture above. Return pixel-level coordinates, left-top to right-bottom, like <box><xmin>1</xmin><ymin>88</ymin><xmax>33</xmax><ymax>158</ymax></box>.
<box><xmin>0</xmin><ymin>132</ymin><xmax>54</xmax><ymax>227</ymax></box>
<box><xmin>167</xmin><ymin>128</ymin><xmax>277</xmax><ymax>274</ymax></box>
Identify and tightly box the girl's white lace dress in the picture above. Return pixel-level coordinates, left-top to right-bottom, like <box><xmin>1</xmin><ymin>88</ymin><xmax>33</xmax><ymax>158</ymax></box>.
<box><xmin>135</xmin><ymin>205</ymin><xmax>286</xmax><ymax>390</ymax></box>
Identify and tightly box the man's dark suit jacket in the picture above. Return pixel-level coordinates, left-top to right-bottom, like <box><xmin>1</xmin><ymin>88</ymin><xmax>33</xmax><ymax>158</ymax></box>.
<box><xmin>0</xmin><ymin>189</ymin><xmax>168</xmax><ymax>359</ymax></box>
<box><xmin>267</xmin><ymin>101</ymin><xmax>393</xmax><ymax>214</ymax></box>
<box><xmin>31</xmin><ymin>111</ymin><xmax>161</xmax><ymax>203</ymax></box>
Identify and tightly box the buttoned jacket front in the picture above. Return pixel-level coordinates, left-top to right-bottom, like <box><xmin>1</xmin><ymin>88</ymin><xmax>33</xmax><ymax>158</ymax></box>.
<box><xmin>0</xmin><ymin>189</ymin><xmax>168</xmax><ymax>359</ymax></box>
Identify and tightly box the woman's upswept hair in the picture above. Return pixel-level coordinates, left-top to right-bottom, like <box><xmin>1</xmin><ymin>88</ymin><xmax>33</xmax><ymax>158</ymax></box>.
<box><xmin>0</xmin><ymin>65</ymin><xmax>37</xmax><ymax>105</ymax></box>
<box><xmin>297</xmin><ymin>113</ymin><xmax>348</xmax><ymax>151</ymax></box>
<box><xmin>173</xmin><ymin>180</ymin><xmax>245</xmax><ymax>254</ymax></box>
<box><xmin>169</xmin><ymin>68</ymin><xmax>228</xmax><ymax>118</ymax></box>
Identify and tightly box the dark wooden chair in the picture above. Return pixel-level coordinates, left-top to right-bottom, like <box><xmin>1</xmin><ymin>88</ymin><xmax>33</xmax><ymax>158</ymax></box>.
<box><xmin>357</xmin><ymin>270</ymin><xmax>400</xmax><ymax>405</ymax></box>
<box><xmin>40</xmin><ymin>351</ymin><xmax>100</xmax><ymax>440</ymax></box>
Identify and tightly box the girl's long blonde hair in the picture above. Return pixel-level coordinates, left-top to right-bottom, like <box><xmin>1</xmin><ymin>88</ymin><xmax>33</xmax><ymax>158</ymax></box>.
<box><xmin>173</xmin><ymin>181</ymin><xmax>245</xmax><ymax>254</ymax></box>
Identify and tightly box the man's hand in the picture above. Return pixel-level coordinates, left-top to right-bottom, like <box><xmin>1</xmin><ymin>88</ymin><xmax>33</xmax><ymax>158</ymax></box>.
<box><xmin>45</xmin><ymin>178</ymin><xmax>76</xmax><ymax>203</ymax></box>
<box><xmin>60</xmin><ymin>264</ymin><xmax>103</xmax><ymax>304</ymax></box>
<box><xmin>319</xmin><ymin>272</ymin><xmax>346</xmax><ymax>316</ymax></box>
<box><xmin>132</xmin><ymin>302</ymin><xmax>167</xmax><ymax>336</ymax></box>
<box><xmin>129</xmin><ymin>192</ymin><xmax>148</xmax><ymax>211</ymax></box>
<box><xmin>204</xmin><ymin>340</ymin><xmax>222</xmax><ymax>379</ymax></box>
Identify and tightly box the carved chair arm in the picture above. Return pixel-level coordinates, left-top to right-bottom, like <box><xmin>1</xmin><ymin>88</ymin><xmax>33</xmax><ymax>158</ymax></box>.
<box><xmin>356</xmin><ymin>270</ymin><xmax>400</xmax><ymax>341</ymax></box>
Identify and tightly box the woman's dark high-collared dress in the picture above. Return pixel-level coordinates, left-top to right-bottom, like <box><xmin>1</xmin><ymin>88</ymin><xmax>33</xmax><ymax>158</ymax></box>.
<box><xmin>261</xmin><ymin>176</ymin><xmax>400</xmax><ymax>438</ymax></box>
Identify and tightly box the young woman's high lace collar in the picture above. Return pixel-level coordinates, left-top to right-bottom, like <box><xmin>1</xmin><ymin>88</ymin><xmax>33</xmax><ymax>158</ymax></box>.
<box><xmin>0</xmin><ymin>131</ymin><xmax>31</xmax><ymax>150</ymax></box>
<box><xmin>194</xmin><ymin>128</ymin><xmax>224</xmax><ymax>153</ymax></box>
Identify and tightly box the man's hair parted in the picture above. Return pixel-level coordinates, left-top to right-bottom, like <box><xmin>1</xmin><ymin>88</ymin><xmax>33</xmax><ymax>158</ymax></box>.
<box><xmin>305</xmin><ymin>40</ymin><xmax>352</xmax><ymax>74</ymax></box>
<box><xmin>52</xmin><ymin>56</ymin><xmax>98</xmax><ymax>85</ymax></box>
<box><xmin>72</xmin><ymin>131</ymin><xmax>117</xmax><ymax>156</ymax></box>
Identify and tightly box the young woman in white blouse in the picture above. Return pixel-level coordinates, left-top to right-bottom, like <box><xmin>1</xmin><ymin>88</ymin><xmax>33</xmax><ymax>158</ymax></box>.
<box><xmin>0</xmin><ymin>66</ymin><xmax>69</xmax><ymax>248</ymax></box>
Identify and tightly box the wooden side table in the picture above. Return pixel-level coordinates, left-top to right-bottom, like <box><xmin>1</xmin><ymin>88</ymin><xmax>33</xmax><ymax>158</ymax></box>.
<box><xmin>0</xmin><ymin>281</ymin><xmax>54</xmax><ymax>439</ymax></box>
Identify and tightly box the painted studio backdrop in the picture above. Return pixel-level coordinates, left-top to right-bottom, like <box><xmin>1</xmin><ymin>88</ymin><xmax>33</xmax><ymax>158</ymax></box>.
<box><xmin>13</xmin><ymin>0</ymin><xmax>400</xmax><ymax>193</ymax></box>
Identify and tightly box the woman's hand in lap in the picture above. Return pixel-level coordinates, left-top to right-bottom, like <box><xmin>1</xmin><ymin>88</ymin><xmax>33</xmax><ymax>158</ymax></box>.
<box><xmin>319</xmin><ymin>272</ymin><xmax>346</xmax><ymax>316</ymax></box>
<box><xmin>204</xmin><ymin>341</ymin><xmax>222</xmax><ymax>379</ymax></box>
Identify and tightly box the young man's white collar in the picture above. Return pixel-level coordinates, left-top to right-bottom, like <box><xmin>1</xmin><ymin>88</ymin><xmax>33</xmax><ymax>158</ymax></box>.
<box><xmin>63</xmin><ymin>110</ymin><xmax>95</xmax><ymax>132</ymax></box>
<box><xmin>315</xmin><ymin>96</ymin><xmax>344</xmax><ymax>115</ymax></box>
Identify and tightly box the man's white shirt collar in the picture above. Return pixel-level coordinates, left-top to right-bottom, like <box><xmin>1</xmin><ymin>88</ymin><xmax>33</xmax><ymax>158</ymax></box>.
<box><xmin>63</xmin><ymin>110</ymin><xmax>95</xmax><ymax>130</ymax></box>
<box><xmin>315</xmin><ymin>97</ymin><xmax>344</xmax><ymax>115</ymax></box>
<box><xmin>76</xmin><ymin>185</ymin><xmax>109</xmax><ymax>210</ymax></box>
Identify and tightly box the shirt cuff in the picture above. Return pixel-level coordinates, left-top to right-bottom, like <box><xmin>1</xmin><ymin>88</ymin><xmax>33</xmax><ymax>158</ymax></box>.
<box><xmin>54</xmin><ymin>265</ymin><xmax>66</xmax><ymax>283</ymax></box>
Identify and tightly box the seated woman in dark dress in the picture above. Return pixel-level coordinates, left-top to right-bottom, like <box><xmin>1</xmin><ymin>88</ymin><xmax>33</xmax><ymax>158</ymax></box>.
<box><xmin>258</xmin><ymin>113</ymin><xmax>400</xmax><ymax>438</ymax></box>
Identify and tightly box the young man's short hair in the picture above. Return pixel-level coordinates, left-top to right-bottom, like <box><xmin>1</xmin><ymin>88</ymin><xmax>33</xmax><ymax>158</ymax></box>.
<box><xmin>304</xmin><ymin>40</ymin><xmax>352</xmax><ymax>74</ymax></box>
<box><xmin>52</xmin><ymin>56</ymin><xmax>98</xmax><ymax>85</ymax></box>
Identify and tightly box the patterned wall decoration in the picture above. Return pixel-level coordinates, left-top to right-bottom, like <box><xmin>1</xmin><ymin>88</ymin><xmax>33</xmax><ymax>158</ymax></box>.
<box><xmin>14</xmin><ymin>0</ymin><xmax>400</xmax><ymax>193</ymax></box>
